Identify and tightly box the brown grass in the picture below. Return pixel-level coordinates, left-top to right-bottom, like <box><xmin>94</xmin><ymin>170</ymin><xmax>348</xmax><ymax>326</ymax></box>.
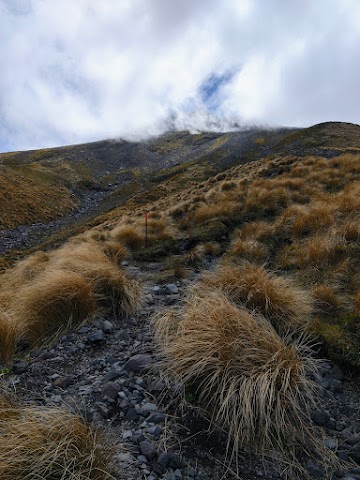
<box><xmin>0</xmin><ymin>239</ymin><xmax>141</xmax><ymax>357</ymax></box>
<box><xmin>100</xmin><ymin>241</ymin><xmax>128</xmax><ymax>266</ymax></box>
<box><xmin>229</xmin><ymin>238</ymin><xmax>269</xmax><ymax>262</ymax></box>
<box><xmin>0</xmin><ymin>251</ymin><xmax>50</xmax><ymax>292</ymax></box>
<box><xmin>51</xmin><ymin>242</ymin><xmax>141</xmax><ymax>318</ymax></box>
<box><xmin>312</xmin><ymin>284</ymin><xmax>339</xmax><ymax>314</ymax></box>
<box><xmin>154</xmin><ymin>291</ymin><xmax>321</xmax><ymax>463</ymax></box>
<box><xmin>202</xmin><ymin>263</ymin><xmax>313</xmax><ymax>331</ymax></box>
<box><xmin>10</xmin><ymin>270</ymin><xmax>95</xmax><ymax>345</ymax></box>
<box><xmin>0</xmin><ymin>309</ymin><xmax>23</xmax><ymax>363</ymax></box>
<box><xmin>0</xmin><ymin>399</ymin><xmax>114</xmax><ymax>479</ymax></box>
<box><xmin>110</xmin><ymin>225</ymin><xmax>144</xmax><ymax>250</ymax></box>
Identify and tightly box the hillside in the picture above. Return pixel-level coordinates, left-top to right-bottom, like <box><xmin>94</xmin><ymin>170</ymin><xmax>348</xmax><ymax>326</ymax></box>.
<box><xmin>2</xmin><ymin>121</ymin><xmax>360</xmax><ymax>268</ymax></box>
<box><xmin>0</xmin><ymin>121</ymin><xmax>360</xmax><ymax>480</ymax></box>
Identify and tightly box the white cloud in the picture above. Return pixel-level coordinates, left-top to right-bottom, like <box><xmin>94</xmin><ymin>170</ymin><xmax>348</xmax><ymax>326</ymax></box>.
<box><xmin>1</xmin><ymin>0</ymin><xmax>360</xmax><ymax>151</ymax></box>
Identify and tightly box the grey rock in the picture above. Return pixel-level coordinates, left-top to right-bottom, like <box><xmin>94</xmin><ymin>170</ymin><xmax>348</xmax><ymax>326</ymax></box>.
<box><xmin>324</xmin><ymin>438</ymin><xmax>338</xmax><ymax>450</ymax></box>
<box><xmin>78</xmin><ymin>385</ymin><xmax>93</xmax><ymax>395</ymax></box>
<box><xmin>173</xmin><ymin>470</ymin><xmax>183</xmax><ymax>480</ymax></box>
<box><xmin>153</xmin><ymin>286</ymin><xmax>161</xmax><ymax>293</ymax></box>
<box><xmin>131</xmin><ymin>432</ymin><xmax>146</xmax><ymax>444</ymax></box>
<box><xmin>318</xmin><ymin>377</ymin><xmax>331</xmax><ymax>390</ymax></box>
<box><xmin>147</xmin><ymin>412</ymin><xmax>165</xmax><ymax>424</ymax></box>
<box><xmin>312</xmin><ymin>409</ymin><xmax>330</xmax><ymax>427</ymax></box>
<box><xmin>166</xmin><ymin>284</ymin><xmax>179</xmax><ymax>294</ymax></box>
<box><xmin>124</xmin><ymin>354</ymin><xmax>152</xmax><ymax>372</ymax></box>
<box><xmin>78</xmin><ymin>326</ymin><xmax>90</xmax><ymax>334</ymax></box>
<box><xmin>148</xmin><ymin>425</ymin><xmax>162</xmax><ymax>436</ymax></box>
<box><xmin>115</xmin><ymin>330</ymin><xmax>131</xmax><ymax>342</ymax></box>
<box><xmin>137</xmin><ymin>454</ymin><xmax>148</xmax><ymax>464</ymax></box>
<box><xmin>344</xmin><ymin>435</ymin><xmax>359</xmax><ymax>446</ymax></box>
<box><xmin>122</xmin><ymin>430</ymin><xmax>133</xmax><ymax>439</ymax></box>
<box><xmin>141</xmin><ymin>402</ymin><xmax>158</xmax><ymax>414</ymax></box>
<box><xmin>331</xmin><ymin>365</ymin><xmax>345</xmax><ymax>381</ymax></box>
<box><xmin>53</xmin><ymin>376</ymin><xmax>70</xmax><ymax>389</ymax></box>
<box><xmin>349</xmin><ymin>447</ymin><xmax>360</xmax><ymax>464</ymax></box>
<box><xmin>330</xmin><ymin>379</ymin><xmax>343</xmax><ymax>394</ymax></box>
<box><xmin>12</xmin><ymin>361</ymin><xmax>29</xmax><ymax>374</ymax></box>
<box><xmin>102</xmin><ymin>381</ymin><xmax>121</xmax><ymax>401</ymax></box>
<box><xmin>103</xmin><ymin>320</ymin><xmax>114</xmax><ymax>333</ymax></box>
<box><xmin>125</xmin><ymin>408</ymin><xmax>139</xmax><ymax>421</ymax></box>
<box><xmin>306</xmin><ymin>460</ymin><xmax>324</xmax><ymax>477</ymax></box>
<box><xmin>156</xmin><ymin>452</ymin><xmax>181</xmax><ymax>469</ymax></box>
<box><xmin>117</xmin><ymin>452</ymin><xmax>136</xmax><ymax>464</ymax></box>
<box><xmin>139</xmin><ymin>440</ymin><xmax>157</xmax><ymax>460</ymax></box>
<box><xmin>165</xmin><ymin>294</ymin><xmax>180</xmax><ymax>305</ymax></box>
<box><xmin>88</xmin><ymin>329</ymin><xmax>104</xmax><ymax>343</ymax></box>
<box><xmin>149</xmin><ymin>379</ymin><xmax>166</xmax><ymax>392</ymax></box>
<box><xmin>337</xmin><ymin>451</ymin><xmax>349</xmax><ymax>461</ymax></box>
<box><xmin>187</xmin><ymin>468</ymin><xmax>197</xmax><ymax>478</ymax></box>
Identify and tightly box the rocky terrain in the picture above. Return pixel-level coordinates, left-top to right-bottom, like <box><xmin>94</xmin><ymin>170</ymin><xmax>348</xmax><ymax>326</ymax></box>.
<box><xmin>1</xmin><ymin>121</ymin><xmax>360</xmax><ymax>479</ymax></box>
<box><xmin>3</xmin><ymin>257</ymin><xmax>359</xmax><ymax>480</ymax></box>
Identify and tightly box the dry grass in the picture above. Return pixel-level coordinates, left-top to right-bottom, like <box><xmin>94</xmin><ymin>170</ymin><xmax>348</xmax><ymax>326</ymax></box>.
<box><xmin>0</xmin><ymin>238</ymin><xmax>141</xmax><ymax>356</ymax></box>
<box><xmin>202</xmin><ymin>263</ymin><xmax>313</xmax><ymax>332</ymax></box>
<box><xmin>10</xmin><ymin>270</ymin><xmax>95</xmax><ymax>345</ymax></box>
<box><xmin>51</xmin><ymin>242</ymin><xmax>141</xmax><ymax>318</ymax></box>
<box><xmin>154</xmin><ymin>291</ymin><xmax>321</xmax><ymax>464</ymax></box>
<box><xmin>229</xmin><ymin>238</ymin><xmax>269</xmax><ymax>262</ymax></box>
<box><xmin>312</xmin><ymin>284</ymin><xmax>339</xmax><ymax>314</ymax></box>
<box><xmin>192</xmin><ymin>199</ymin><xmax>240</xmax><ymax>225</ymax></box>
<box><xmin>100</xmin><ymin>241</ymin><xmax>128</xmax><ymax>266</ymax></box>
<box><xmin>0</xmin><ymin>251</ymin><xmax>50</xmax><ymax>291</ymax></box>
<box><xmin>0</xmin><ymin>398</ymin><xmax>114</xmax><ymax>479</ymax></box>
<box><xmin>110</xmin><ymin>225</ymin><xmax>144</xmax><ymax>250</ymax></box>
<box><xmin>0</xmin><ymin>309</ymin><xmax>22</xmax><ymax>363</ymax></box>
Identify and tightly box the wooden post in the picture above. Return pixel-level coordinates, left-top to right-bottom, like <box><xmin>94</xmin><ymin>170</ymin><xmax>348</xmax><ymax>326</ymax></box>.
<box><xmin>145</xmin><ymin>211</ymin><xmax>148</xmax><ymax>248</ymax></box>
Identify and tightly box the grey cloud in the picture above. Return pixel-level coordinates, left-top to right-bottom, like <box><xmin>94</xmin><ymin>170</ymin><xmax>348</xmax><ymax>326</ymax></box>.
<box><xmin>1</xmin><ymin>0</ymin><xmax>360</xmax><ymax>151</ymax></box>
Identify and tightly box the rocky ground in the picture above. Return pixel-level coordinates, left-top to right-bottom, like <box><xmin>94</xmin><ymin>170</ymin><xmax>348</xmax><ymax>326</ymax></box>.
<box><xmin>2</xmin><ymin>259</ymin><xmax>360</xmax><ymax>480</ymax></box>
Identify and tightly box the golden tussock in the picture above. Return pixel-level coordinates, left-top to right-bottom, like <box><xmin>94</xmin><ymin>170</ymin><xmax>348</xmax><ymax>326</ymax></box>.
<box><xmin>154</xmin><ymin>291</ymin><xmax>321</xmax><ymax>461</ymax></box>
<box><xmin>202</xmin><ymin>263</ymin><xmax>313</xmax><ymax>331</ymax></box>
<box><xmin>0</xmin><ymin>399</ymin><xmax>114</xmax><ymax>480</ymax></box>
<box><xmin>110</xmin><ymin>224</ymin><xmax>143</xmax><ymax>250</ymax></box>
<box><xmin>10</xmin><ymin>270</ymin><xmax>95</xmax><ymax>345</ymax></box>
<box><xmin>0</xmin><ymin>309</ymin><xmax>23</xmax><ymax>363</ymax></box>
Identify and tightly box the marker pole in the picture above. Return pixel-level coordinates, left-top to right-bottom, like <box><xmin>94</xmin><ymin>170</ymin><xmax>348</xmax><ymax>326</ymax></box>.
<box><xmin>145</xmin><ymin>211</ymin><xmax>148</xmax><ymax>248</ymax></box>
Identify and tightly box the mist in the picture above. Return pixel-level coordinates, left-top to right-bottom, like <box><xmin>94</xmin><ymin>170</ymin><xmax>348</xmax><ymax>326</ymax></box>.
<box><xmin>1</xmin><ymin>0</ymin><xmax>360</xmax><ymax>151</ymax></box>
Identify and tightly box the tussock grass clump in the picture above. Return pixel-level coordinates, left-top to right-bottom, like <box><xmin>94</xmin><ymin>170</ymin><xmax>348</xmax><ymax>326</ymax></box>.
<box><xmin>100</xmin><ymin>241</ymin><xmax>128</xmax><ymax>266</ymax></box>
<box><xmin>11</xmin><ymin>270</ymin><xmax>95</xmax><ymax>345</ymax></box>
<box><xmin>192</xmin><ymin>199</ymin><xmax>240</xmax><ymax>225</ymax></box>
<box><xmin>229</xmin><ymin>238</ymin><xmax>269</xmax><ymax>262</ymax></box>
<box><xmin>1</xmin><ymin>251</ymin><xmax>49</xmax><ymax>292</ymax></box>
<box><xmin>155</xmin><ymin>291</ymin><xmax>321</xmax><ymax>460</ymax></box>
<box><xmin>202</xmin><ymin>263</ymin><xmax>313</xmax><ymax>331</ymax></box>
<box><xmin>238</xmin><ymin>221</ymin><xmax>274</xmax><ymax>241</ymax></box>
<box><xmin>0</xmin><ymin>309</ymin><xmax>22</xmax><ymax>363</ymax></box>
<box><xmin>0</xmin><ymin>239</ymin><xmax>141</xmax><ymax>355</ymax></box>
<box><xmin>51</xmin><ymin>242</ymin><xmax>141</xmax><ymax>318</ymax></box>
<box><xmin>87</xmin><ymin>267</ymin><xmax>141</xmax><ymax>318</ymax></box>
<box><xmin>0</xmin><ymin>399</ymin><xmax>113</xmax><ymax>479</ymax></box>
<box><xmin>110</xmin><ymin>225</ymin><xmax>143</xmax><ymax>250</ymax></box>
<box><xmin>312</xmin><ymin>284</ymin><xmax>339</xmax><ymax>314</ymax></box>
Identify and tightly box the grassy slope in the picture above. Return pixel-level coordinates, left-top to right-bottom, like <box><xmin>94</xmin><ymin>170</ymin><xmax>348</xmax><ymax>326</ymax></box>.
<box><xmin>0</xmin><ymin>128</ymin><xmax>297</xmax><ymax>232</ymax></box>
<box><xmin>1</xmin><ymin>121</ymin><xmax>360</xmax><ymax>369</ymax></box>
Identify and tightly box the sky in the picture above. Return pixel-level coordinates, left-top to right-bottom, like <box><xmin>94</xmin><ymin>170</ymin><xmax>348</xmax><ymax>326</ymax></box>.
<box><xmin>1</xmin><ymin>0</ymin><xmax>360</xmax><ymax>152</ymax></box>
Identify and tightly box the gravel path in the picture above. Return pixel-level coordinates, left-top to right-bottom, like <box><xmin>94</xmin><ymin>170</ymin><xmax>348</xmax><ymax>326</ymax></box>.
<box><xmin>3</xmin><ymin>260</ymin><xmax>360</xmax><ymax>480</ymax></box>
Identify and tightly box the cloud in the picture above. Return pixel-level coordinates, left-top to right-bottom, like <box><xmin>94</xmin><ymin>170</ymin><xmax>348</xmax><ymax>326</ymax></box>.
<box><xmin>1</xmin><ymin>0</ymin><xmax>360</xmax><ymax>151</ymax></box>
